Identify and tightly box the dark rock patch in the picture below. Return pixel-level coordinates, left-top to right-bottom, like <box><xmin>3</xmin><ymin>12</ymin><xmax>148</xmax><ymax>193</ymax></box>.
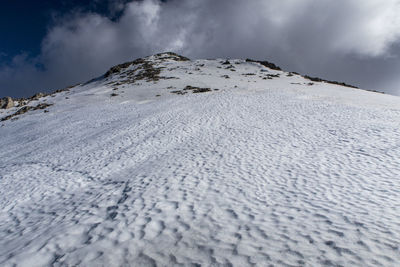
<box><xmin>10</xmin><ymin>84</ymin><xmax>74</xmax><ymax>109</ymax></box>
<box><xmin>105</xmin><ymin>58</ymin><xmax>181</xmax><ymax>87</ymax></box>
<box><xmin>267</xmin><ymin>74</ymin><xmax>280</xmax><ymax>78</ymax></box>
<box><xmin>104</xmin><ymin>58</ymin><xmax>145</xmax><ymax>78</ymax></box>
<box><xmin>0</xmin><ymin>97</ymin><xmax>14</xmax><ymax>109</ymax></box>
<box><xmin>170</xmin><ymin>85</ymin><xmax>214</xmax><ymax>95</ymax></box>
<box><xmin>104</xmin><ymin>53</ymin><xmax>189</xmax><ymax>78</ymax></box>
<box><xmin>1</xmin><ymin>103</ymin><xmax>53</xmax><ymax>121</ymax></box>
<box><xmin>154</xmin><ymin>52</ymin><xmax>190</xmax><ymax>62</ymax></box>
<box><xmin>183</xmin><ymin>85</ymin><xmax>212</xmax><ymax>93</ymax></box>
<box><xmin>246</xmin><ymin>59</ymin><xmax>282</xmax><ymax>71</ymax></box>
<box><xmin>192</xmin><ymin>88</ymin><xmax>212</xmax><ymax>93</ymax></box>
<box><xmin>370</xmin><ymin>90</ymin><xmax>385</xmax><ymax>94</ymax></box>
<box><xmin>303</xmin><ymin>75</ymin><xmax>358</xmax><ymax>88</ymax></box>
<box><xmin>171</xmin><ymin>90</ymin><xmax>187</xmax><ymax>95</ymax></box>
<box><xmin>31</xmin><ymin>93</ymin><xmax>45</xmax><ymax>100</ymax></box>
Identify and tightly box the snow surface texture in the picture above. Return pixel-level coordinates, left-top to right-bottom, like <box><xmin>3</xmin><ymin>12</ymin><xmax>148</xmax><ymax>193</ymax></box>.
<box><xmin>1</xmin><ymin>53</ymin><xmax>400</xmax><ymax>266</ymax></box>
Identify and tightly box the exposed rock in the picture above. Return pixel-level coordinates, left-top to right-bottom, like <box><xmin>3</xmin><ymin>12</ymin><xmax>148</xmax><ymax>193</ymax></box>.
<box><xmin>18</xmin><ymin>100</ymin><xmax>28</xmax><ymax>107</ymax></box>
<box><xmin>0</xmin><ymin>97</ymin><xmax>14</xmax><ymax>109</ymax></box>
<box><xmin>154</xmin><ymin>52</ymin><xmax>190</xmax><ymax>62</ymax></box>
<box><xmin>246</xmin><ymin>59</ymin><xmax>282</xmax><ymax>71</ymax></box>
<box><xmin>183</xmin><ymin>85</ymin><xmax>212</xmax><ymax>93</ymax></box>
<box><xmin>31</xmin><ymin>93</ymin><xmax>45</xmax><ymax>100</ymax></box>
<box><xmin>1</xmin><ymin>103</ymin><xmax>53</xmax><ymax>121</ymax></box>
<box><xmin>267</xmin><ymin>74</ymin><xmax>280</xmax><ymax>78</ymax></box>
<box><xmin>170</xmin><ymin>85</ymin><xmax>213</xmax><ymax>95</ymax></box>
<box><xmin>104</xmin><ymin>53</ymin><xmax>190</xmax><ymax>78</ymax></box>
<box><xmin>171</xmin><ymin>90</ymin><xmax>188</xmax><ymax>95</ymax></box>
<box><xmin>303</xmin><ymin>75</ymin><xmax>358</xmax><ymax>88</ymax></box>
<box><xmin>104</xmin><ymin>58</ymin><xmax>145</xmax><ymax>77</ymax></box>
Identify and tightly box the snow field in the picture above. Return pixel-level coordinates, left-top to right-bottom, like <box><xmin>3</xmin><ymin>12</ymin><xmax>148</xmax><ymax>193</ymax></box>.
<box><xmin>1</xmin><ymin>54</ymin><xmax>400</xmax><ymax>266</ymax></box>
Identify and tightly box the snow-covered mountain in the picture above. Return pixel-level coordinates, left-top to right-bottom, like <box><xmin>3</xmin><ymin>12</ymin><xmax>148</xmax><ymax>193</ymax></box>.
<box><xmin>1</xmin><ymin>52</ymin><xmax>399</xmax><ymax>266</ymax></box>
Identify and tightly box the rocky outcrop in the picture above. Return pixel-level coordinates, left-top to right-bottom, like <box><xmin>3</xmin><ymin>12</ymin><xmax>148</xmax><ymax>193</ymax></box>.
<box><xmin>31</xmin><ymin>93</ymin><xmax>45</xmax><ymax>100</ymax></box>
<box><xmin>246</xmin><ymin>59</ymin><xmax>282</xmax><ymax>71</ymax></box>
<box><xmin>0</xmin><ymin>97</ymin><xmax>14</xmax><ymax>109</ymax></box>
<box><xmin>1</xmin><ymin>103</ymin><xmax>53</xmax><ymax>121</ymax></box>
<box><xmin>153</xmin><ymin>52</ymin><xmax>190</xmax><ymax>62</ymax></box>
<box><xmin>303</xmin><ymin>75</ymin><xmax>358</xmax><ymax>89</ymax></box>
<box><xmin>104</xmin><ymin>52</ymin><xmax>190</xmax><ymax>78</ymax></box>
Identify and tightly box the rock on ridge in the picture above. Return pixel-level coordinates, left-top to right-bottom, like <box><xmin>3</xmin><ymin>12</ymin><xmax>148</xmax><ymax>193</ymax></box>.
<box><xmin>104</xmin><ymin>52</ymin><xmax>190</xmax><ymax>78</ymax></box>
<box><xmin>0</xmin><ymin>97</ymin><xmax>14</xmax><ymax>109</ymax></box>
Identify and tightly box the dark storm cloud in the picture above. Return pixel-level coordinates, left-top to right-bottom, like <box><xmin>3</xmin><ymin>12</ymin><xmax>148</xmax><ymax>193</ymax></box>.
<box><xmin>1</xmin><ymin>0</ymin><xmax>400</xmax><ymax>97</ymax></box>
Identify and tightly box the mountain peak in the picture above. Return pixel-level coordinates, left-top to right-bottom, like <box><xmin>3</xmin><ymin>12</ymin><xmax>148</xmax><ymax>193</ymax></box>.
<box><xmin>1</xmin><ymin>52</ymin><xmax>400</xmax><ymax>266</ymax></box>
<box><xmin>104</xmin><ymin>52</ymin><xmax>190</xmax><ymax>78</ymax></box>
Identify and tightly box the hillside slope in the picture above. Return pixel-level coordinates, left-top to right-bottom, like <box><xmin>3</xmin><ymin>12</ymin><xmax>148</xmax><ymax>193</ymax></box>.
<box><xmin>1</xmin><ymin>53</ymin><xmax>400</xmax><ymax>266</ymax></box>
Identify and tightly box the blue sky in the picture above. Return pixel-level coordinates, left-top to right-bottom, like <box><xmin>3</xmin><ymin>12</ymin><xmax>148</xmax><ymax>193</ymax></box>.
<box><xmin>0</xmin><ymin>0</ymin><xmax>124</xmax><ymax>62</ymax></box>
<box><xmin>1</xmin><ymin>0</ymin><xmax>400</xmax><ymax>97</ymax></box>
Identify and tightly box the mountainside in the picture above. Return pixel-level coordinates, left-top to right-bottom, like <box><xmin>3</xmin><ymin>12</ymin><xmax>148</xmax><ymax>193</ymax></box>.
<box><xmin>1</xmin><ymin>52</ymin><xmax>400</xmax><ymax>266</ymax></box>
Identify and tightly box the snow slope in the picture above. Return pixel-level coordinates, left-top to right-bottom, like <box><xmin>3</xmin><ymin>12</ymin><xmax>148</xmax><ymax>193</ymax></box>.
<box><xmin>1</xmin><ymin>53</ymin><xmax>400</xmax><ymax>266</ymax></box>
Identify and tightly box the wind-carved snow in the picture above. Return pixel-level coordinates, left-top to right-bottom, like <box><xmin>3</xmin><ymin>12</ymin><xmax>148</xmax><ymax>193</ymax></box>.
<box><xmin>0</xmin><ymin>53</ymin><xmax>400</xmax><ymax>266</ymax></box>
